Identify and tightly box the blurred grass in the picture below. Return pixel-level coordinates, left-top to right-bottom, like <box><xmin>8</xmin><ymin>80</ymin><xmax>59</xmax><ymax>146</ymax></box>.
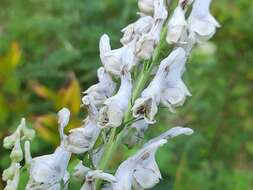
<box><xmin>0</xmin><ymin>0</ymin><xmax>253</xmax><ymax>189</ymax></box>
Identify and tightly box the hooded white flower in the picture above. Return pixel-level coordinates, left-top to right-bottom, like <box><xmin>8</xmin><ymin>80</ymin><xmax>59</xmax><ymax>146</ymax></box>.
<box><xmin>133</xmin><ymin>48</ymin><xmax>190</xmax><ymax>122</ymax></box>
<box><xmin>188</xmin><ymin>0</ymin><xmax>220</xmax><ymax>42</ymax></box>
<box><xmin>166</xmin><ymin>3</ymin><xmax>187</xmax><ymax>44</ymax></box>
<box><xmin>25</xmin><ymin>109</ymin><xmax>71</xmax><ymax>190</ymax></box>
<box><xmin>83</xmin><ymin>67</ymin><xmax>116</xmax><ymax>107</ymax></box>
<box><xmin>63</xmin><ymin>100</ymin><xmax>101</xmax><ymax>154</ymax></box>
<box><xmin>112</xmin><ymin>127</ymin><xmax>193</xmax><ymax>190</ymax></box>
<box><xmin>25</xmin><ymin>141</ymin><xmax>71</xmax><ymax>190</ymax></box>
<box><xmin>121</xmin><ymin>15</ymin><xmax>154</xmax><ymax>45</ymax></box>
<box><xmin>160</xmin><ymin>47</ymin><xmax>191</xmax><ymax>112</ymax></box>
<box><xmin>132</xmin><ymin>58</ymin><xmax>168</xmax><ymax>123</ymax></box>
<box><xmin>99</xmin><ymin>69</ymin><xmax>132</xmax><ymax>128</ymax></box>
<box><xmin>135</xmin><ymin>0</ymin><xmax>167</xmax><ymax>60</ymax></box>
<box><xmin>99</xmin><ymin>34</ymin><xmax>138</xmax><ymax>76</ymax></box>
<box><xmin>80</xmin><ymin>170</ymin><xmax>116</xmax><ymax>190</ymax></box>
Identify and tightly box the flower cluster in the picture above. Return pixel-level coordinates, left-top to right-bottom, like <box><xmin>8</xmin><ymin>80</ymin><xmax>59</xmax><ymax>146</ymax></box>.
<box><xmin>2</xmin><ymin>0</ymin><xmax>220</xmax><ymax>189</ymax></box>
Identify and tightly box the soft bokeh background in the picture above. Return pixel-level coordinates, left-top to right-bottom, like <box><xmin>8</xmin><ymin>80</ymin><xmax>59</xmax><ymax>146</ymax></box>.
<box><xmin>0</xmin><ymin>0</ymin><xmax>253</xmax><ymax>189</ymax></box>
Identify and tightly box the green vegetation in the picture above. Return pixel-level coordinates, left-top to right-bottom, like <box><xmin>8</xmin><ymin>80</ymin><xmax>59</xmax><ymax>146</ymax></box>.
<box><xmin>0</xmin><ymin>0</ymin><xmax>252</xmax><ymax>189</ymax></box>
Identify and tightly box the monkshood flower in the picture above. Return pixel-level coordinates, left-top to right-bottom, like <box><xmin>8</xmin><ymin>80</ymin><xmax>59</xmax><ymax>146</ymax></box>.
<box><xmin>63</xmin><ymin>98</ymin><xmax>101</xmax><ymax>154</ymax></box>
<box><xmin>120</xmin><ymin>14</ymin><xmax>154</xmax><ymax>45</ymax></box>
<box><xmin>188</xmin><ymin>0</ymin><xmax>220</xmax><ymax>42</ymax></box>
<box><xmin>99</xmin><ymin>34</ymin><xmax>138</xmax><ymax>76</ymax></box>
<box><xmin>133</xmin><ymin>47</ymin><xmax>189</xmax><ymax>123</ymax></box>
<box><xmin>25</xmin><ymin>108</ymin><xmax>71</xmax><ymax>190</ymax></box>
<box><xmin>83</xmin><ymin>67</ymin><xmax>116</xmax><ymax>108</ymax></box>
<box><xmin>160</xmin><ymin>48</ymin><xmax>191</xmax><ymax>112</ymax></box>
<box><xmin>25</xmin><ymin>141</ymin><xmax>71</xmax><ymax>190</ymax></box>
<box><xmin>80</xmin><ymin>170</ymin><xmax>116</xmax><ymax>190</ymax></box>
<box><xmin>135</xmin><ymin>0</ymin><xmax>167</xmax><ymax>60</ymax></box>
<box><xmin>166</xmin><ymin>0</ymin><xmax>188</xmax><ymax>44</ymax></box>
<box><xmin>112</xmin><ymin>127</ymin><xmax>193</xmax><ymax>190</ymax></box>
<box><xmin>99</xmin><ymin>68</ymin><xmax>132</xmax><ymax>128</ymax></box>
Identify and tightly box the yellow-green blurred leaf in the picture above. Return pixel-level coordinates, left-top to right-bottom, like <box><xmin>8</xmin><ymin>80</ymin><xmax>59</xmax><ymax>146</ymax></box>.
<box><xmin>30</xmin><ymin>81</ymin><xmax>57</xmax><ymax>100</ymax></box>
<box><xmin>57</xmin><ymin>73</ymin><xmax>81</xmax><ymax>115</ymax></box>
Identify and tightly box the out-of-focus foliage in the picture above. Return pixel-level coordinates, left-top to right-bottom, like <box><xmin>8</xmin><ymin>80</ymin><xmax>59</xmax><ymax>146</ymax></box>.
<box><xmin>0</xmin><ymin>0</ymin><xmax>252</xmax><ymax>189</ymax></box>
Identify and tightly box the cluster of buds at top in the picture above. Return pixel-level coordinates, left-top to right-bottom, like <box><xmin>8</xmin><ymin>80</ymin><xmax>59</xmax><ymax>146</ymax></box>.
<box><xmin>2</xmin><ymin>0</ymin><xmax>220</xmax><ymax>189</ymax></box>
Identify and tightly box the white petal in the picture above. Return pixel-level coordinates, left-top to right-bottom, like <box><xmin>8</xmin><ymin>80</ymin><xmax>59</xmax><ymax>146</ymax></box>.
<box><xmin>138</xmin><ymin>0</ymin><xmax>154</xmax><ymax>15</ymax></box>
<box><xmin>99</xmin><ymin>70</ymin><xmax>132</xmax><ymax>128</ymax></box>
<box><xmin>166</xmin><ymin>6</ymin><xmax>187</xmax><ymax>44</ymax></box>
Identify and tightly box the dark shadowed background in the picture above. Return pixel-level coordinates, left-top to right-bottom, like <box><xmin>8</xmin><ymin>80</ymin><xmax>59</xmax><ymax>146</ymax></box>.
<box><xmin>0</xmin><ymin>0</ymin><xmax>253</xmax><ymax>189</ymax></box>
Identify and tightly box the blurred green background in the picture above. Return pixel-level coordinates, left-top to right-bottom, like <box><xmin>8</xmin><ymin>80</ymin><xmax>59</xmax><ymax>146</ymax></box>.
<box><xmin>0</xmin><ymin>0</ymin><xmax>253</xmax><ymax>189</ymax></box>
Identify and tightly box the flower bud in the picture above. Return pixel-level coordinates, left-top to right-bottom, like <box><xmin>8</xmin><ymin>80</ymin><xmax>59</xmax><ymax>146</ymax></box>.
<box><xmin>10</xmin><ymin>135</ymin><xmax>23</xmax><ymax>163</ymax></box>
<box><xmin>3</xmin><ymin>132</ymin><xmax>19</xmax><ymax>150</ymax></box>
<box><xmin>2</xmin><ymin>163</ymin><xmax>20</xmax><ymax>182</ymax></box>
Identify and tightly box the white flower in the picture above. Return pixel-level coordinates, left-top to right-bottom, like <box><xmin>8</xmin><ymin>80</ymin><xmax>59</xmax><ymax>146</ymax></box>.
<box><xmin>153</xmin><ymin>0</ymin><xmax>168</xmax><ymax>21</ymax></box>
<box><xmin>133</xmin><ymin>48</ymin><xmax>190</xmax><ymax>122</ymax></box>
<box><xmin>63</xmin><ymin>101</ymin><xmax>101</xmax><ymax>154</ymax></box>
<box><xmin>83</xmin><ymin>67</ymin><xmax>116</xmax><ymax>107</ymax></box>
<box><xmin>166</xmin><ymin>5</ymin><xmax>187</xmax><ymax>44</ymax></box>
<box><xmin>112</xmin><ymin>127</ymin><xmax>193</xmax><ymax>190</ymax></box>
<box><xmin>160</xmin><ymin>47</ymin><xmax>191</xmax><ymax>112</ymax></box>
<box><xmin>188</xmin><ymin>0</ymin><xmax>220</xmax><ymax>42</ymax></box>
<box><xmin>121</xmin><ymin>15</ymin><xmax>154</xmax><ymax>45</ymax></box>
<box><xmin>138</xmin><ymin>0</ymin><xmax>155</xmax><ymax>15</ymax></box>
<box><xmin>132</xmin><ymin>50</ymin><xmax>171</xmax><ymax>123</ymax></box>
<box><xmin>135</xmin><ymin>33</ymin><xmax>156</xmax><ymax>60</ymax></box>
<box><xmin>135</xmin><ymin>0</ymin><xmax>167</xmax><ymax>60</ymax></box>
<box><xmin>80</xmin><ymin>170</ymin><xmax>116</xmax><ymax>190</ymax></box>
<box><xmin>99</xmin><ymin>69</ymin><xmax>132</xmax><ymax>128</ymax></box>
<box><xmin>99</xmin><ymin>34</ymin><xmax>138</xmax><ymax>76</ymax></box>
<box><xmin>25</xmin><ymin>141</ymin><xmax>71</xmax><ymax>190</ymax></box>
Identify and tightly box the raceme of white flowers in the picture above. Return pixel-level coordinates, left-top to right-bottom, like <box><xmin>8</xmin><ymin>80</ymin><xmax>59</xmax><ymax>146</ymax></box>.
<box><xmin>2</xmin><ymin>0</ymin><xmax>220</xmax><ymax>189</ymax></box>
